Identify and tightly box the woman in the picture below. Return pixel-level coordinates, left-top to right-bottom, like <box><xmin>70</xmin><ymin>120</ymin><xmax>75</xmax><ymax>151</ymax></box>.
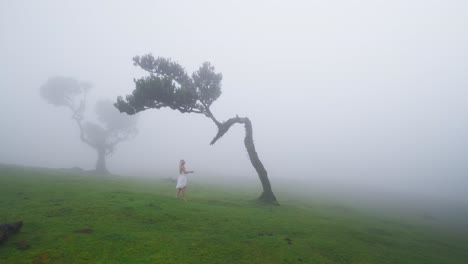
<box><xmin>176</xmin><ymin>159</ymin><xmax>194</xmax><ymax>201</ymax></box>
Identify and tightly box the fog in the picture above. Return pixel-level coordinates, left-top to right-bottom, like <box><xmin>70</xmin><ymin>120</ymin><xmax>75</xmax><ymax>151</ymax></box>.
<box><xmin>1</xmin><ymin>1</ymin><xmax>467</xmax><ymax>205</ymax></box>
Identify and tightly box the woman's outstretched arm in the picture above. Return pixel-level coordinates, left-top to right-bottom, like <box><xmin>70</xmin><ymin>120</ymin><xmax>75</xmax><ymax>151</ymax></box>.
<box><xmin>181</xmin><ymin>166</ymin><xmax>194</xmax><ymax>174</ymax></box>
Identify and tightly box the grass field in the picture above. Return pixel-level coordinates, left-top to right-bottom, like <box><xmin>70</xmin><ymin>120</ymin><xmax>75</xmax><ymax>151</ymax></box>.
<box><xmin>1</xmin><ymin>166</ymin><xmax>467</xmax><ymax>263</ymax></box>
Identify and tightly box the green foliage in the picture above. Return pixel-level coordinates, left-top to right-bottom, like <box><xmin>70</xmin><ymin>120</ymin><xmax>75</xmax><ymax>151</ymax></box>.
<box><xmin>40</xmin><ymin>77</ymin><xmax>90</xmax><ymax>107</ymax></box>
<box><xmin>1</xmin><ymin>166</ymin><xmax>467</xmax><ymax>263</ymax></box>
<box><xmin>83</xmin><ymin>100</ymin><xmax>138</xmax><ymax>153</ymax></box>
<box><xmin>192</xmin><ymin>62</ymin><xmax>222</xmax><ymax>108</ymax></box>
<box><xmin>94</xmin><ymin>99</ymin><xmax>138</xmax><ymax>139</ymax></box>
<box><xmin>40</xmin><ymin>77</ymin><xmax>90</xmax><ymax>120</ymax></box>
<box><xmin>115</xmin><ymin>54</ymin><xmax>222</xmax><ymax>116</ymax></box>
<box><xmin>82</xmin><ymin>122</ymin><xmax>107</xmax><ymax>148</ymax></box>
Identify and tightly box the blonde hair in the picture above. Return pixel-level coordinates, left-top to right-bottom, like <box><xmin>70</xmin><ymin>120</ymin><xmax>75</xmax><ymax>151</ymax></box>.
<box><xmin>179</xmin><ymin>160</ymin><xmax>185</xmax><ymax>174</ymax></box>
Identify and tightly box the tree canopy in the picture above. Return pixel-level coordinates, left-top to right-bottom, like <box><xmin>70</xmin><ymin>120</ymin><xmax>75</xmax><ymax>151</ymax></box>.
<box><xmin>116</xmin><ymin>54</ymin><xmax>222</xmax><ymax>121</ymax></box>
<box><xmin>40</xmin><ymin>76</ymin><xmax>90</xmax><ymax>121</ymax></box>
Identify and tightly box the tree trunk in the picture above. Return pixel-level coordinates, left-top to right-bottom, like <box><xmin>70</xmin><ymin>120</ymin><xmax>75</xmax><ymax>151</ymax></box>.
<box><xmin>95</xmin><ymin>147</ymin><xmax>108</xmax><ymax>174</ymax></box>
<box><xmin>210</xmin><ymin>116</ymin><xmax>279</xmax><ymax>205</ymax></box>
<box><xmin>243</xmin><ymin>118</ymin><xmax>279</xmax><ymax>205</ymax></box>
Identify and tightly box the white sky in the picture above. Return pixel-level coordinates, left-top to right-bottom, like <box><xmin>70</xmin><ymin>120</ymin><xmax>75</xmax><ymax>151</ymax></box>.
<box><xmin>1</xmin><ymin>0</ymin><xmax>467</xmax><ymax>201</ymax></box>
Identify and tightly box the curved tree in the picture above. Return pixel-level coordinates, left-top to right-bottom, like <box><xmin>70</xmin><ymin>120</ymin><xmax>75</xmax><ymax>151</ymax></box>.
<box><xmin>41</xmin><ymin>77</ymin><xmax>138</xmax><ymax>173</ymax></box>
<box><xmin>115</xmin><ymin>54</ymin><xmax>278</xmax><ymax>204</ymax></box>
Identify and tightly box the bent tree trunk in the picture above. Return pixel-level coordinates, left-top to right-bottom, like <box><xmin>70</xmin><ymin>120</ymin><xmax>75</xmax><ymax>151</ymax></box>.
<box><xmin>95</xmin><ymin>147</ymin><xmax>108</xmax><ymax>174</ymax></box>
<box><xmin>210</xmin><ymin>116</ymin><xmax>278</xmax><ymax>205</ymax></box>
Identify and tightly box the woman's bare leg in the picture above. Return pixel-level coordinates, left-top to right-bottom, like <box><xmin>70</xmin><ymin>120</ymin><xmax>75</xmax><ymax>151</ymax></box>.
<box><xmin>176</xmin><ymin>188</ymin><xmax>181</xmax><ymax>198</ymax></box>
<box><xmin>182</xmin><ymin>187</ymin><xmax>187</xmax><ymax>202</ymax></box>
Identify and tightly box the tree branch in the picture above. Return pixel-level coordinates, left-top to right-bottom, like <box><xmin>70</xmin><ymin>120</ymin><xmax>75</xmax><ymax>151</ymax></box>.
<box><xmin>201</xmin><ymin>102</ymin><xmax>220</xmax><ymax>126</ymax></box>
<box><xmin>210</xmin><ymin>116</ymin><xmax>246</xmax><ymax>145</ymax></box>
<box><xmin>72</xmin><ymin>118</ymin><xmax>95</xmax><ymax>149</ymax></box>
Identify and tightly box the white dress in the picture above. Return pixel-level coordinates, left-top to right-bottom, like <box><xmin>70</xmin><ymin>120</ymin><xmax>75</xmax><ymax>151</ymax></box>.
<box><xmin>176</xmin><ymin>174</ymin><xmax>187</xmax><ymax>189</ymax></box>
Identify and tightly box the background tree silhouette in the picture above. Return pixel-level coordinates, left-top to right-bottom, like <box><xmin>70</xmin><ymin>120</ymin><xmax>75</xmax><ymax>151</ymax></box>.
<box><xmin>41</xmin><ymin>77</ymin><xmax>138</xmax><ymax>173</ymax></box>
<box><xmin>115</xmin><ymin>54</ymin><xmax>278</xmax><ymax>204</ymax></box>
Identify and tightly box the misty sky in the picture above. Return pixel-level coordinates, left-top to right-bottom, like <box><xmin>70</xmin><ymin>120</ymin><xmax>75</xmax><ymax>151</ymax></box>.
<box><xmin>1</xmin><ymin>0</ymin><xmax>467</xmax><ymax>201</ymax></box>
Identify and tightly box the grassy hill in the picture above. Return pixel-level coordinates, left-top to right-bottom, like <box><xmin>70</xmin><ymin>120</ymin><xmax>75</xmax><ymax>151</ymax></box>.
<box><xmin>1</xmin><ymin>166</ymin><xmax>467</xmax><ymax>263</ymax></box>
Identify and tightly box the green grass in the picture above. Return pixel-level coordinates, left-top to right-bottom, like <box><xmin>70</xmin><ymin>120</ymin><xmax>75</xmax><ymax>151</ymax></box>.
<box><xmin>1</xmin><ymin>166</ymin><xmax>467</xmax><ymax>263</ymax></box>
